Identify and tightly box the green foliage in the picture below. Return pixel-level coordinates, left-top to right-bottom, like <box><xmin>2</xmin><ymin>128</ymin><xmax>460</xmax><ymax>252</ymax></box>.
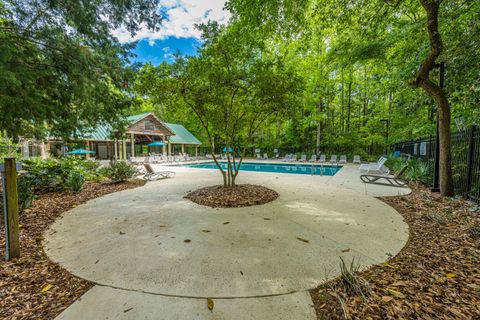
<box><xmin>0</xmin><ymin>133</ymin><xmax>20</xmax><ymax>161</ymax></box>
<box><xmin>21</xmin><ymin>157</ymin><xmax>102</xmax><ymax>193</ymax></box>
<box><xmin>405</xmin><ymin>159</ymin><xmax>433</xmax><ymax>185</ymax></box>
<box><xmin>0</xmin><ymin>0</ymin><xmax>163</xmax><ymax>139</ymax></box>
<box><xmin>100</xmin><ymin>161</ymin><xmax>136</xmax><ymax>182</ymax></box>
<box><xmin>17</xmin><ymin>174</ymin><xmax>37</xmax><ymax>212</ymax></box>
<box><xmin>65</xmin><ymin>171</ymin><xmax>85</xmax><ymax>193</ymax></box>
<box><xmin>385</xmin><ymin>154</ymin><xmax>433</xmax><ymax>184</ymax></box>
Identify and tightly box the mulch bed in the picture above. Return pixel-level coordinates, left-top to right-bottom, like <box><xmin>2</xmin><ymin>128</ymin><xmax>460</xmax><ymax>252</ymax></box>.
<box><xmin>0</xmin><ymin>180</ymin><xmax>144</xmax><ymax>320</ymax></box>
<box><xmin>185</xmin><ymin>184</ymin><xmax>279</xmax><ymax>208</ymax></box>
<box><xmin>310</xmin><ymin>184</ymin><xmax>480</xmax><ymax>319</ymax></box>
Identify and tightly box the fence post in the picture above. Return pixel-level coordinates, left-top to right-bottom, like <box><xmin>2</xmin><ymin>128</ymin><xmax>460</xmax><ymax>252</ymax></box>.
<box><xmin>466</xmin><ymin>125</ymin><xmax>477</xmax><ymax>199</ymax></box>
<box><xmin>3</xmin><ymin>158</ymin><xmax>20</xmax><ymax>260</ymax></box>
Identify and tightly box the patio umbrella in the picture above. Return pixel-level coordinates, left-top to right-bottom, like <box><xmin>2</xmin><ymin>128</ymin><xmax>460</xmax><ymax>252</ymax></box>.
<box><xmin>66</xmin><ymin>148</ymin><xmax>95</xmax><ymax>155</ymax></box>
<box><xmin>148</xmin><ymin>141</ymin><xmax>166</xmax><ymax>147</ymax></box>
<box><xmin>222</xmin><ymin>146</ymin><xmax>233</xmax><ymax>153</ymax></box>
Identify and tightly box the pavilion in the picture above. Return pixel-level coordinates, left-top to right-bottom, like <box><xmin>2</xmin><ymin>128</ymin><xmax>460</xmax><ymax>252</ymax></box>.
<box><xmin>41</xmin><ymin>113</ymin><xmax>202</xmax><ymax>160</ymax></box>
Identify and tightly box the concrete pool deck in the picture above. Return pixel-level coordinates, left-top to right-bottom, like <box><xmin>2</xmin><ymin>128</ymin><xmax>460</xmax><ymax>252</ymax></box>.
<box><xmin>47</xmin><ymin>163</ymin><xmax>410</xmax><ymax>319</ymax></box>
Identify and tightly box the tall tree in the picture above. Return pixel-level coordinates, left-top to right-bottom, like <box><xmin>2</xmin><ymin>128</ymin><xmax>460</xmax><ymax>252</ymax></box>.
<box><xmin>0</xmin><ymin>0</ymin><xmax>163</xmax><ymax>139</ymax></box>
<box><xmin>410</xmin><ymin>0</ymin><xmax>453</xmax><ymax>196</ymax></box>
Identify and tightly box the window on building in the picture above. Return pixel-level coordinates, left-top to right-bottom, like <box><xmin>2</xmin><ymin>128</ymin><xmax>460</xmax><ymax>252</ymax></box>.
<box><xmin>145</xmin><ymin>120</ymin><xmax>155</xmax><ymax>131</ymax></box>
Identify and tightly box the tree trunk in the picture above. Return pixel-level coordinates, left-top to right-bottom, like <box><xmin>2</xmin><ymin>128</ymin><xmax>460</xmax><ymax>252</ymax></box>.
<box><xmin>412</xmin><ymin>0</ymin><xmax>453</xmax><ymax>196</ymax></box>
<box><xmin>276</xmin><ymin>121</ymin><xmax>281</xmax><ymax>146</ymax></box>
<box><xmin>315</xmin><ymin>101</ymin><xmax>323</xmax><ymax>155</ymax></box>
<box><xmin>347</xmin><ymin>76</ymin><xmax>352</xmax><ymax>132</ymax></box>
<box><xmin>340</xmin><ymin>67</ymin><xmax>345</xmax><ymax>133</ymax></box>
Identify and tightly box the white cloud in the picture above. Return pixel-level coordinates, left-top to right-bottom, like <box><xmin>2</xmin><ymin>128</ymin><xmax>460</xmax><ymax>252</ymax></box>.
<box><xmin>112</xmin><ymin>0</ymin><xmax>230</xmax><ymax>44</ymax></box>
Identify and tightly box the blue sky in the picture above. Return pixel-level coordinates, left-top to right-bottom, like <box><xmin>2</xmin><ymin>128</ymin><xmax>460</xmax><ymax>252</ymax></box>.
<box><xmin>132</xmin><ymin>37</ymin><xmax>202</xmax><ymax>65</ymax></box>
<box><xmin>113</xmin><ymin>0</ymin><xmax>230</xmax><ymax>65</ymax></box>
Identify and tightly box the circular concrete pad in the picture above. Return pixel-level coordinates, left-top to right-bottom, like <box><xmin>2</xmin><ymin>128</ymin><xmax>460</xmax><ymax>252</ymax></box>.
<box><xmin>45</xmin><ymin>168</ymin><xmax>409</xmax><ymax>298</ymax></box>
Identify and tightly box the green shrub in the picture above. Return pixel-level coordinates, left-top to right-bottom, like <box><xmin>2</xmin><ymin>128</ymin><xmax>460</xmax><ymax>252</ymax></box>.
<box><xmin>101</xmin><ymin>161</ymin><xmax>136</xmax><ymax>182</ymax></box>
<box><xmin>17</xmin><ymin>174</ymin><xmax>37</xmax><ymax>211</ymax></box>
<box><xmin>405</xmin><ymin>159</ymin><xmax>433</xmax><ymax>184</ymax></box>
<box><xmin>65</xmin><ymin>171</ymin><xmax>85</xmax><ymax>193</ymax></box>
<box><xmin>385</xmin><ymin>153</ymin><xmax>407</xmax><ymax>172</ymax></box>
<box><xmin>22</xmin><ymin>157</ymin><xmax>101</xmax><ymax>193</ymax></box>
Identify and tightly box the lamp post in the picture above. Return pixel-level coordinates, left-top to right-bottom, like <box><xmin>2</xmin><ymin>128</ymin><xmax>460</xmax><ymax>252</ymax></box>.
<box><xmin>431</xmin><ymin>61</ymin><xmax>445</xmax><ymax>193</ymax></box>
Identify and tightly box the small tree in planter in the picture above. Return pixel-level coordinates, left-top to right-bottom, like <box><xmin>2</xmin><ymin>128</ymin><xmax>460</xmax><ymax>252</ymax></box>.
<box><xmin>135</xmin><ymin>22</ymin><xmax>302</xmax><ymax>187</ymax></box>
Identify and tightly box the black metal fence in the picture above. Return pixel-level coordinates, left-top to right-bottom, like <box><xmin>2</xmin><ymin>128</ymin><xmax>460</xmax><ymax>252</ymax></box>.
<box><xmin>394</xmin><ymin>125</ymin><xmax>480</xmax><ymax>203</ymax></box>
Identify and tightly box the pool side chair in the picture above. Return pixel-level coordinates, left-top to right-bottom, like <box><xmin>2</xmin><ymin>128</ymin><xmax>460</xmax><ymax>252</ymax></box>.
<box><xmin>330</xmin><ymin>155</ymin><xmax>338</xmax><ymax>164</ymax></box>
<box><xmin>360</xmin><ymin>164</ymin><xmax>408</xmax><ymax>187</ymax></box>
<box><xmin>256</xmin><ymin>153</ymin><xmax>262</xmax><ymax>160</ymax></box>
<box><xmin>143</xmin><ymin>164</ymin><xmax>175</xmax><ymax>181</ymax></box>
<box><xmin>299</xmin><ymin>154</ymin><xmax>307</xmax><ymax>162</ymax></box>
<box><xmin>359</xmin><ymin>156</ymin><xmax>387</xmax><ymax>171</ymax></box>
<box><xmin>359</xmin><ymin>157</ymin><xmax>389</xmax><ymax>175</ymax></box>
<box><xmin>318</xmin><ymin>154</ymin><xmax>326</xmax><ymax>163</ymax></box>
<box><xmin>290</xmin><ymin>154</ymin><xmax>298</xmax><ymax>162</ymax></box>
<box><xmin>282</xmin><ymin>154</ymin><xmax>290</xmax><ymax>162</ymax></box>
<box><xmin>339</xmin><ymin>155</ymin><xmax>347</xmax><ymax>164</ymax></box>
<box><xmin>309</xmin><ymin>154</ymin><xmax>317</xmax><ymax>162</ymax></box>
<box><xmin>353</xmin><ymin>155</ymin><xmax>361</xmax><ymax>164</ymax></box>
<box><xmin>264</xmin><ymin>153</ymin><xmax>268</xmax><ymax>160</ymax></box>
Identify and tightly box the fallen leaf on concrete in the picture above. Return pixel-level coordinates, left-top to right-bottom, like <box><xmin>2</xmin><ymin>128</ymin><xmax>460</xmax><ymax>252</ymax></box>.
<box><xmin>296</xmin><ymin>237</ymin><xmax>309</xmax><ymax>243</ymax></box>
<box><xmin>207</xmin><ymin>298</ymin><xmax>214</xmax><ymax>311</ymax></box>
<box><xmin>223</xmin><ymin>222</ymin><xmax>230</xmax><ymax>225</ymax></box>
<box><xmin>341</xmin><ymin>248</ymin><xmax>350</xmax><ymax>252</ymax></box>
<box><xmin>202</xmin><ymin>230</ymin><xmax>211</xmax><ymax>233</ymax></box>
<box><xmin>124</xmin><ymin>307</ymin><xmax>133</xmax><ymax>313</ymax></box>
<box><xmin>184</xmin><ymin>239</ymin><xmax>191</xmax><ymax>243</ymax></box>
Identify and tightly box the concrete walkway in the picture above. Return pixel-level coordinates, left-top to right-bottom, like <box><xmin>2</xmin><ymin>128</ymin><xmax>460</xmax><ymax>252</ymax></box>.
<box><xmin>46</xmin><ymin>163</ymin><xmax>410</xmax><ymax>319</ymax></box>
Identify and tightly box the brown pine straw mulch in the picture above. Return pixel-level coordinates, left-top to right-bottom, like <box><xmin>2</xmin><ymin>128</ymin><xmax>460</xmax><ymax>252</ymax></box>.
<box><xmin>0</xmin><ymin>180</ymin><xmax>145</xmax><ymax>320</ymax></box>
<box><xmin>311</xmin><ymin>184</ymin><xmax>480</xmax><ymax>319</ymax></box>
<box><xmin>184</xmin><ymin>184</ymin><xmax>279</xmax><ymax>208</ymax></box>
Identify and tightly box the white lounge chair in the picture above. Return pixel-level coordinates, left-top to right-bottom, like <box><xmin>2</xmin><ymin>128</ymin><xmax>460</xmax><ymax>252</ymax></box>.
<box><xmin>309</xmin><ymin>154</ymin><xmax>317</xmax><ymax>162</ymax></box>
<box><xmin>263</xmin><ymin>153</ymin><xmax>268</xmax><ymax>160</ymax></box>
<box><xmin>339</xmin><ymin>155</ymin><xmax>347</xmax><ymax>164</ymax></box>
<box><xmin>299</xmin><ymin>154</ymin><xmax>307</xmax><ymax>162</ymax></box>
<box><xmin>143</xmin><ymin>164</ymin><xmax>175</xmax><ymax>181</ymax></box>
<box><xmin>353</xmin><ymin>155</ymin><xmax>361</xmax><ymax>164</ymax></box>
<box><xmin>359</xmin><ymin>156</ymin><xmax>389</xmax><ymax>175</ymax></box>
<box><xmin>360</xmin><ymin>165</ymin><xmax>408</xmax><ymax>187</ymax></box>
<box><xmin>274</xmin><ymin>149</ymin><xmax>279</xmax><ymax>158</ymax></box>
<box><xmin>256</xmin><ymin>153</ymin><xmax>262</xmax><ymax>160</ymax></box>
<box><xmin>330</xmin><ymin>155</ymin><xmax>338</xmax><ymax>164</ymax></box>
<box><xmin>318</xmin><ymin>154</ymin><xmax>326</xmax><ymax>163</ymax></box>
<box><xmin>282</xmin><ymin>154</ymin><xmax>291</xmax><ymax>162</ymax></box>
<box><xmin>290</xmin><ymin>154</ymin><xmax>298</xmax><ymax>162</ymax></box>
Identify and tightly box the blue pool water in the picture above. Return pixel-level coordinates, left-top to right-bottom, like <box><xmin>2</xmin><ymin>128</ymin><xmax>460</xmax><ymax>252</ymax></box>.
<box><xmin>177</xmin><ymin>162</ymin><xmax>342</xmax><ymax>176</ymax></box>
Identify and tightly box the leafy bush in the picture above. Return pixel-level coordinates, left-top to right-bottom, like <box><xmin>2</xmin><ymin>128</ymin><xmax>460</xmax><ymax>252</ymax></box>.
<box><xmin>65</xmin><ymin>171</ymin><xmax>85</xmax><ymax>193</ymax></box>
<box><xmin>21</xmin><ymin>157</ymin><xmax>103</xmax><ymax>193</ymax></box>
<box><xmin>0</xmin><ymin>134</ymin><xmax>20</xmax><ymax>161</ymax></box>
<box><xmin>405</xmin><ymin>159</ymin><xmax>433</xmax><ymax>184</ymax></box>
<box><xmin>17</xmin><ymin>174</ymin><xmax>37</xmax><ymax>211</ymax></box>
<box><xmin>100</xmin><ymin>161</ymin><xmax>136</xmax><ymax>182</ymax></box>
<box><xmin>385</xmin><ymin>153</ymin><xmax>407</xmax><ymax>172</ymax></box>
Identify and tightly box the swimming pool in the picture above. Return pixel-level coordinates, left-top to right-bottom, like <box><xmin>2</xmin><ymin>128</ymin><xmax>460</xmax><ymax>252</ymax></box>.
<box><xmin>177</xmin><ymin>161</ymin><xmax>342</xmax><ymax>176</ymax></box>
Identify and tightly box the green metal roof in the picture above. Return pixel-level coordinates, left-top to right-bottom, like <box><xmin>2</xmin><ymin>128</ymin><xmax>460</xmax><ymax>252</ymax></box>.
<box><xmin>80</xmin><ymin>113</ymin><xmax>201</xmax><ymax>145</ymax></box>
<box><xmin>81</xmin><ymin>123</ymin><xmax>112</xmax><ymax>141</ymax></box>
<box><xmin>165</xmin><ymin>123</ymin><xmax>202</xmax><ymax>145</ymax></box>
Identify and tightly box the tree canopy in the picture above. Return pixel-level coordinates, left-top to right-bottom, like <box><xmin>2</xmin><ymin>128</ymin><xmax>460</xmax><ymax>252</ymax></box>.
<box><xmin>0</xmin><ymin>0</ymin><xmax>162</xmax><ymax>139</ymax></box>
